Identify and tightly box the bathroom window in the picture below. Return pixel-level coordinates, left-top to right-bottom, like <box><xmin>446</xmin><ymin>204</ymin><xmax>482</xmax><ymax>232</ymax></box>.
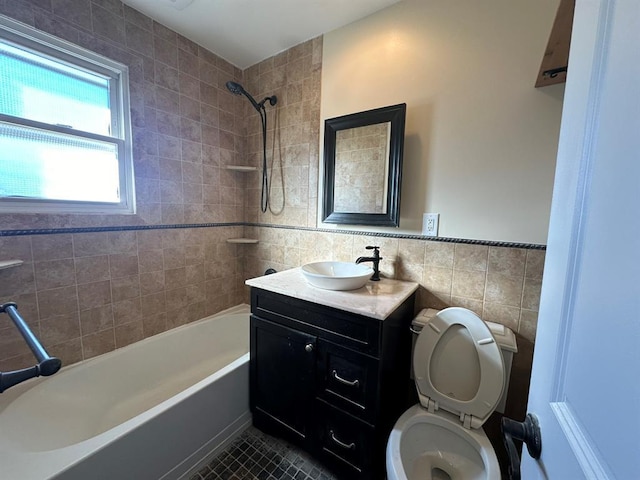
<box><xmin>0</xmin><ymin>16</ymin><xmax>135</xmax><ymax>214</ymax></box>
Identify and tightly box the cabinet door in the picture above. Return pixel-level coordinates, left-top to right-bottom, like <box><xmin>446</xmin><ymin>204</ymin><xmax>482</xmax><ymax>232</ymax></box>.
<box><xmin>250</xmin><ymin>315</ymin><xmax>317</xmax><ymax>444</ymax></box>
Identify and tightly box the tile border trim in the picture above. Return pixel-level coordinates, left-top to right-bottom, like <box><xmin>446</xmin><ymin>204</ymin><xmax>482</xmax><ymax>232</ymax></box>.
<box><xmin>0</xmin><ymin>222</ymin><xmax>546</xmax><ymax>250</ymax></box>
<box><xmin>0</xmin><ymin>223</ymin><xmax>238</xmax><ymax>237</ymax></box>
<box><xmin>250</xmin><ymin>224</ymin><xmax>546</xmax><ymax>250</ymax></box>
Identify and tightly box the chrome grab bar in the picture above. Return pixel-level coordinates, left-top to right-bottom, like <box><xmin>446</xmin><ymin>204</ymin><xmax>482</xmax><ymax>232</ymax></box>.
<box><xmin>332</xmin><ymin>369</ymin><xmax>360</xmax><ymax>388</ymax></box>
<box><xmin>0</xmin><ymin>302</ymin><xmax>61</xmax><ymax>393</ymax></box>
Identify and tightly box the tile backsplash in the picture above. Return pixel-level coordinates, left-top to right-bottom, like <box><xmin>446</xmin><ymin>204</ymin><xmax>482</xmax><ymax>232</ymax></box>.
<box><xmin>243</xmin><ymin>227</ymin><xmax>543</xmax><ymax>343</ymax></box>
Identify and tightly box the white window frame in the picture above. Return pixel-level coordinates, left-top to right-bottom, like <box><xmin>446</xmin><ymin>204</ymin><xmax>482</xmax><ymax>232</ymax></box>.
<box><xmin>0</xmin><ymin>15</ymin><xmax>135</xmax><ymax>215</ymax></box>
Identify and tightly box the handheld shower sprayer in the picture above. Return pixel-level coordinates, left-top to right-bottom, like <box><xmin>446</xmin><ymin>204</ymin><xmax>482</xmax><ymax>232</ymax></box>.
<box><xmin>225</xmin><ymin>81</ymin><xmax>278</xmax><ymax>213</ymax></box>
<box><xmin>225</xmin><ymin>81</ymin><xmax>277</xmax><ymax>112</ymax></box>
<box><xmin>224</xmin><ymin>80</ymin><xmax>244</xmax><ymax>95</ymax></box>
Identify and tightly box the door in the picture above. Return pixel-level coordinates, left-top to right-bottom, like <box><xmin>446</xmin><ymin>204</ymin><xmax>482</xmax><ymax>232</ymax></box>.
<box><xmin>521</xmin><ymin>0</ymin><xmax>639</xmax><ymax>478</ymax></box>
<box><xmin>250</xmin><ymin>315</ymin><xmax>317</xmax><ymax>444</ymax></box>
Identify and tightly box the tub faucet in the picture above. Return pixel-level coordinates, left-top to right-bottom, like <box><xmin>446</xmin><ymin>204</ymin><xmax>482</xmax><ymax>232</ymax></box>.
<box><xmin>356</xmin><ymin>246</ymin><xmax>382</xmax><ymax>281</ymax></box>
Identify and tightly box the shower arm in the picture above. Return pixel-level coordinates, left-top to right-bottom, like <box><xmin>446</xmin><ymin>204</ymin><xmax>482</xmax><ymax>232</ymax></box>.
<box><xmin>0</xmin><ymin>302</ymin><xmax>62</xmax><ymax>393</ymax></box>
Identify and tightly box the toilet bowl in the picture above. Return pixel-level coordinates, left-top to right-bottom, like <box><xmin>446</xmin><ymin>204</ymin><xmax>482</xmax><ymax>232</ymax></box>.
<box><xmin>387</xmin><ymin>307</ymin><xmax>516</xmax><ymax>480</ymax></box>
<box><xmin>387</xmin><ymin>405</ymin><xmax>500</xmax><ymax>480</ymax></box>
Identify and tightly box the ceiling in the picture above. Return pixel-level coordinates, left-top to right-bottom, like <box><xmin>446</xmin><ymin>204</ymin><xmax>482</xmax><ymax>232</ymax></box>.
<box><xmin>120</xmin><ymin>0</ymin><xmax>401</xmax><ymax>70</ymax></box>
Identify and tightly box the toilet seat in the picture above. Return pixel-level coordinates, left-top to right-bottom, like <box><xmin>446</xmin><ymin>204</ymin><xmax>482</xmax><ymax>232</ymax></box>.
<box><xmin>413</xmin><ymin>307</ymin><xmax>504</xmax><ymax>429</ymax></box>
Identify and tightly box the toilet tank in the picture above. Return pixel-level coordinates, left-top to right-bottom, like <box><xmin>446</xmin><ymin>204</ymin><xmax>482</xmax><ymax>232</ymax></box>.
<box><xmin>411</xmin><ymin>308</ymin><xmax>518</xmax><ymax>414</ymax></box>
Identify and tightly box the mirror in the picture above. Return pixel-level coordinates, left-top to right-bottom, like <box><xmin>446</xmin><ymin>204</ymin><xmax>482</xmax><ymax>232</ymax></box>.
<box><xmin>322</xmin><ymin>103</ymin><xmax>406</xmax><ymax>227</ymax></box>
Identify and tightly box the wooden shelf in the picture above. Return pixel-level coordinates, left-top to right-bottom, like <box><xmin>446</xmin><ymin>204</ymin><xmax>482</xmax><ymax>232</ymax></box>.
<box><xmin>0</xmin><ymin>260</ymin><xmax>24</xmax><ymax>270</ymax></box>
<box><xmin>536</xmin><ymin>0</ymin><xmax>575</xmax><ymax>87</ymax></box>
<box><xmin>226</xmin><ymin>238</ymin><xmax>259</xmax><ymax>244</ymax></box>
<box><xmin>225</xmin><ymin>165</ymin><xmax>257</xmax><ymax>172</ymax></box>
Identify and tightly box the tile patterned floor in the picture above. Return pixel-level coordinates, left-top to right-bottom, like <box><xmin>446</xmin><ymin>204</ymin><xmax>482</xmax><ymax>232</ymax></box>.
<box><xmin>189</xmin><ymin>426</ymin><xmax>339</xmax><ymax>480</ymax></box>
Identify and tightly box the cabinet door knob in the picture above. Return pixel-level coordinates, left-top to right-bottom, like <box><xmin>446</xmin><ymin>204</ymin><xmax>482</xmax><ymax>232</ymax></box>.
<box><xmin>305</xmin><ymin>343</ymin><xmax>314</xmax><ymax>352</ymax></box>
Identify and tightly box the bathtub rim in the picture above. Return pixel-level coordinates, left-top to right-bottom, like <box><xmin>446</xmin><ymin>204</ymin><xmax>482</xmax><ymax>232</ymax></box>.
<box><xmin>0</xmin><ymin>302</ymin><xmax>250</xmax><ymax>409</ymax></box>
<box><xmin>0</xmin><ymin>303</ymin><xmax>250</xmax><ymax>480</ymax></box>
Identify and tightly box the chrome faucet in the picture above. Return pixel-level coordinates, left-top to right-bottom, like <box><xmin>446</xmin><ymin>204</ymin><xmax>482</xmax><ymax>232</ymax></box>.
<box><xmin>356</xmin><ymin>246</ymin><xmax>382</xmax><ymax>281</ymax></box>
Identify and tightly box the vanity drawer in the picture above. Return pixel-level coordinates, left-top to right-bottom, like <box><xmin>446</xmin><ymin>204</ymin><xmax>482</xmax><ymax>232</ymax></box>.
<box><xmin>251</xmin><ymin>289</ymin><xmax>380</xmax><ymax>355</ymax></box>
<box><xmin>316</xmin><ymin>339</ymin><xmax>378</xmax><ymax>423</ymax></box>
<box><xmin>314</xmin><ymin>399</ymin><xmax>375</xmax><ymax>478</ymax></box>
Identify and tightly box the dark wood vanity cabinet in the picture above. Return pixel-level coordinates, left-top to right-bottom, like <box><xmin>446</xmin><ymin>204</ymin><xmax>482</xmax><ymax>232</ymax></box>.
<box><xmin>249</xmin><ymin>288</ymin><xmax>416</xmax><ymax>479</ymax></box>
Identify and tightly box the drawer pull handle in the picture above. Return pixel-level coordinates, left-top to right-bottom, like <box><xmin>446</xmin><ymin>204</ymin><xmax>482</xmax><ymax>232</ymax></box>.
<box><xmin>332</xmin><ymin>370</ymin><xmax>360</xmax><ymax>388</ymax></box>
<box><xmin>330</xmin><ymin>430</ymin><xmax>355</xmax><ymax>450</ymax></box>
<box><xmin>305</xmin><ymin>343</ymin><xmax>314</xmax><ymax>353</ymax></box>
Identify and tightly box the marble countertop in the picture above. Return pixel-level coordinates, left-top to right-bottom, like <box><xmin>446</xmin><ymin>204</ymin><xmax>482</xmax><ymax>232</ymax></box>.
<box><xmin>245</xmin><ymin>267</ymin><xmax>419</xmax><ymax>320</ymax></box>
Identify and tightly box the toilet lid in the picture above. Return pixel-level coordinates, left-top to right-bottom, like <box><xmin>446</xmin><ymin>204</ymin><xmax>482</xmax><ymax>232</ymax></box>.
<box><xmin>413</xmin><ymin>307</ymin><xmax>505</xmax><ymax>429</ymax></box>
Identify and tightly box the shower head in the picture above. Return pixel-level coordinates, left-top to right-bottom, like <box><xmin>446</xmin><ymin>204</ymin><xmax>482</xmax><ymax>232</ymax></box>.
<box><xmin>226</xmin><ymin>80</ymin><xmax>261</xmax><ymax>112</ymax></box>
<box><xmin>225</xmin><ymin>81</ymin><xmax>277</xmax><ymax>112</ymax></box>
<box><xmin>225</xmin><ymin>80</ymin><xmax>245</xmax><ymax>96</ymax></box>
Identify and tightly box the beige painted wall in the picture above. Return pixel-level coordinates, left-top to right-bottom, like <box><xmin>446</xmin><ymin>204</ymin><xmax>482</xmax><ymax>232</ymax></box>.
<box><xmin>321</xmin><ymin>0</ymin><xmax>565</xmax><ymax>244</ymax></box>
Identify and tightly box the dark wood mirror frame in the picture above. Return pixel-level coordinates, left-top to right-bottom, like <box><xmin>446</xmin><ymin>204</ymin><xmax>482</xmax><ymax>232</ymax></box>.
<box><xmin>322</xmin><ymin>103</ymin><xmax>407</xmax><ymax>227</ymax></box>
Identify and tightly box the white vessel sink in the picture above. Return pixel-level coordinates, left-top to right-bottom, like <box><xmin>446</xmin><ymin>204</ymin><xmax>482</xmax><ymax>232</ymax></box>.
<box><xmin>301</xmin><ymin>261</ymin><xmax>373</xmax><ymax>291</ymax></box>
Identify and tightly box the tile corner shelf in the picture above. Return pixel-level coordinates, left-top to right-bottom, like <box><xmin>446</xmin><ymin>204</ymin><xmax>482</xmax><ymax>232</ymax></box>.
<box><xmin>0</xmin><ymin>259</ymin><xmax>24</xmax><ymax>270</ymax></box>
<box><xmin>226</xmin><ymin>238</ymin><xmax>259</xmax><ymax>244</ymax></box>
<box><xmin>225</xmin><ymin>165</ymin><xmax>257</xmax><ymax>172</ymax></box>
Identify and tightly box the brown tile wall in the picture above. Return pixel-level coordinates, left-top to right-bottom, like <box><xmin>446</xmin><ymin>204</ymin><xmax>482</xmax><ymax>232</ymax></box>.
<box><xmin>0</xmin><ymin>227</ymin><xmax>245</xmax><ymax>370</ymax></box>
<box><xmin>0</xmin><ymin>0</ymin><xmax>246</xmax><ymax>229</ymax></box>
<box><xmin>0</xmin><ymin>1</ymin><xmax>248</xmax><ymax>368</ymax></box>
<box><xmin>242</xmin><ymin>37</ymin><xmax>322</xmax><ymax>227</ymax></box>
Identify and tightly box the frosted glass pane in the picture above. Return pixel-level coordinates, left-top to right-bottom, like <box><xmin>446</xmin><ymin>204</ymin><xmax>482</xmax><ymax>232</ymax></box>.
<box><xmin>0</xmin><ymin>122</ymin><xmax>120</xmax><ymax>203</ymax></box>
<box><xmin>0</xmin><ymin>40</ymin><xmax>111</xmax><ymax>136</ymax></box>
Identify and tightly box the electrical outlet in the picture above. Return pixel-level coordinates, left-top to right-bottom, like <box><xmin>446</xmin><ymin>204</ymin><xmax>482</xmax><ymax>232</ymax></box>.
<box><xmin>422</xmin><ymin>213</ymin><xmax>439</xmax><ymax>237</ymax></box>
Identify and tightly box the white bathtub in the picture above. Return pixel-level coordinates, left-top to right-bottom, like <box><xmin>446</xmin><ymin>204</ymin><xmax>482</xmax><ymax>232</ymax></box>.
<box><xmin>0</xmin><ymin>304</ymin><xmax>251</xmax><ymax>480</ymax></box>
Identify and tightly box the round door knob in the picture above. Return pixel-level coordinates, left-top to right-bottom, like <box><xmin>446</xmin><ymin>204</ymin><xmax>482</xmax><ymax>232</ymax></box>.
<box><xmin>305</xmin><ymin>343</ymin><xmax>314</xmax><ymax>352</ymax></box>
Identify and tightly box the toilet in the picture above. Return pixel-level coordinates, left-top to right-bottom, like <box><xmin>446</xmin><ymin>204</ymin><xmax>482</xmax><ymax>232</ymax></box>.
<box><xmin>387</xmin><ymin>307</ymin><xmax>517</xmax><ymax>480</ymax></box>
